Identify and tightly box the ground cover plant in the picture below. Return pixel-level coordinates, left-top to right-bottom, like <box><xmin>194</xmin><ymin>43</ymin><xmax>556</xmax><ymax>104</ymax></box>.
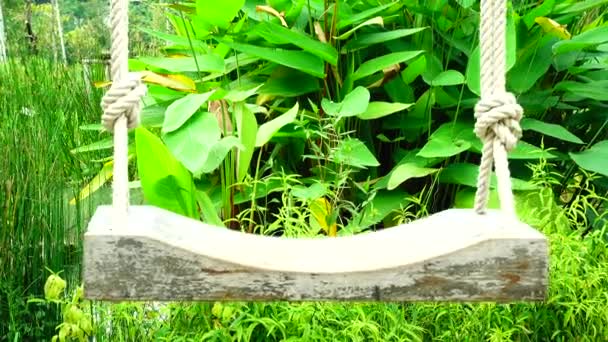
<box><xmin>2</xmin><ymin>0</ymin><xmax>608</xmax><ymax>340</ymax></box>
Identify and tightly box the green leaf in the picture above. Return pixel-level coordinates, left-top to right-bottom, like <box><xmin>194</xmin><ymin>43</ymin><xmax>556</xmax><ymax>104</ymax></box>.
<box><xmin>256</xmin><ymin>102</ymin><xmax>299</xmax><ymax>147</ymax></box>
<box><xmin>438</xmin><ymin>163</ymin><xmax>537</xmax><ymax>191</ymax></box>
<box><xmin>387</xmin><ymin>163</ymin><xmax>439</xmax><ymax>190</ymax></box>
<box><xmin>553</xmin><ymin>26</ymin><xmax>608</xmax><ymax>54</ymax></box>
<box><xmin>342</xmin><ymin>190</ymin><xmax>409</xmax><ymax>235</ymax></box>
<box><xmin>255</xmin><ymin>21</ymin><xmax>338</xmax><ymax>65</ymax></box>
<box><xmin>137</xmin><ymin>55</ymin><xmax>224</xmax><ymax>73</ymax></box>
<box><xmin>401</xmin><ymin>55</ymin><xmax>426</xmax><ymax>84</ymax></box>
<box><xmin>466</xmin><ymin>11</ymin><xmax>517</xmax><ymax>95</ymax></box>
<box><xmin>554</xmin><ymin>0</ymin><xmax>608</xmax><ymax>15</ymax></box>
<box><xmin>335</xmin><ymin>17</ymin><xmax>384</xmax><ymax>40</ymax></box>
<box><xmin>224</xmin><ymin>84</ymin><xmax>263</xmax><ymax>102</ymax></box>
<box><xmin>196</xmin><ymin>0</ymin><xmax>245</xmax><ymax>29</ymax></box>
<box><xmin>234</xmin><ymin>103</ymin><xmax>258</xmax><ymax>182</ymax></box>
<box><xmin>221</xmin><ymin>41</ymin><xmax>325</xmax><ymax>78</ymax></box>
<box><xmin>69</xmin><ymin>160</ymin><xmax>114</xmax><ymax>205</ymax></box>
<box><xmin>163</xmin><ymin>91</ymin><xmax>216</xmax><ymax>133</ymax></box>
<box><xmin>455</xmin><ymin>0</ymin><xmax>475</xmax><ymax>8</ymax></box>
<box><xmin>198</xmin><ymin>136</ymin><xmax>243</xmax><ymax>174</ymax></box>
<box><xmin>554</xmin><ymin>80</ymin><xmax>608</xmax><ymax>101</ymax></box>
<box><xmin>195</xmin><ymin>190</ymin><xmax>225</xmax><ymax>227</ymax></box>
<box><xmin>522</xmin><ymin>0</ymin><xmax>555</xmax><ymax>28</ymax></box>
<box><xmin>259</xmin><ymin>67</ymin><xmax>321</xmax><ymax>97</ymax></box>
<box><xmin>70</xmin><ymin>137</ymin><xmax>113</xmax><ymax>154</ymax></box>
<box><xmin>337</xmin><ymin>2</ymin><xmax>397</xmax><ymax>29</ymax></box>
<box><xmin>321</xmin><ymin>86</ymin><xmax>370</xmax><ymax>117</ymax></box>
<box><xmin>139</xmin><ymin>27</ymin><xmax>209</xmax><ymax>51</ymax></box>
<box><xmin>569</xmin><ymin>141</ymin><xmax>608</xmax><ymax>177</ymax></box>
<box><xmin>357</xmin><ymin>102</ymin><xmax>413</xmax><ymax>120</ymax></box>
<box><xmin>333</xmin><ymin>138</ymin><xmax>380</xmax><ymax>168</ymax></box>
<box><xmin>508</xmin><ymin>35</ymin><xmax>555</xmax><ymax>93</ymax></box>
<box><xmin>135</xmin><ymin>127</ymin><xmax>197</xmax><ymax>218</ymax></box>
<box><xmin>291</xmin><ymin>183</ymin><xmax>328</xmax><ymax>201</ymax></box>
<box><xmin>454</xmin><ymin>188</ymin><xmax>501</xmax><ymax>209</ymax></box>
<box><xmin>417</xmin><ymin>122</ymin><xmax>473</xmax><ymax>158</ymax></box>
<box><xmin>521</xmin><ymin>118</ymin><xmax>584</xmax><ymax>144</ymax></box>
<box><xmin>352</xmin><ymin>51</ymin><xmax>424</xmax><ymax>81</ymax></box>
<box><xmin>163</xmin><ymin>112</ymin><xmax>220</xmax><ymax>175</ymax></box>
<box><xmin>430</xmin><ymin>70</ymin><xmax>465</xmax><ymax>86</ymax></box>
<box><xmin>343</xmin><ymin>27</ymin><xmax>428</xmax><ymax>52</ymax></box>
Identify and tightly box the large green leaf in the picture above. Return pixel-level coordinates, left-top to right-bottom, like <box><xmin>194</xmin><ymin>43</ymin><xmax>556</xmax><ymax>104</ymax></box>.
<box><xmin>343</xmin><ymin>27</ymin><xmax>428</xmax><ymax>52</ymax></box>
<box><xmin>135</xmin><ymin>127</ymin><xmax>197</xmax><ymax>218</ymax></box>
<box><xmin>508</xmin><ymin>35</ymin><xmax>555</xmax><ymax>93</ymax></box>
<box><xmin>333</xmin><ymin>138</ymin><xmax>380</xmax><ymax>168</ymax></box>
<box><xmin>259</xmin><ymin>67</ymin><xmax>321</xmax><ymax>97</ymax></box>
<box><xmin>163</xmin><ymin>112</ymin><xmax>242</xmax><ymax>175</ymax></box>
<box><xmin>352</xmin><ymin>51</ymin><xmax>424</xmax><ymax>81</ymax></box>
<box><xmin>522</xmin><ymin>0</ymin><xmax>556</xmax><ymax>28</ymax></box>
<box><xmin>196</xmin><ymin>0</ymin><xmax>244</xmax><ymax>29</ymax></box>
<box><xmin>438</xmin><ymin>163</ymin><xmax>537</xmax><ymax>191</ymax></box>
<box><xmin>234</xmin><ymin>103</ymin><xmax>258</xmax><ymax>181</ymax></box>
<box><xmin>221</xmin><ymin>41</ymin><xmax>325</xmax><ymax>78</ymax></box>
<box><xmin>255</xmin><ymin>21</ymin><xmax>338</xmax><ymax>65</ymax></box>
<box><xmin>357</xmin><ymin>102</ymin><xmax>413</xmax><ymax>120</ymax></box>
<box><xmin>465</xmin><ymin>11</ymin><xmax>517</xmax><ymax>95</ymax></box>
<box><xmin>418</xmin><ymin>122</ymin><xmax>473</xmax><ymax>158</ymax></box>
<box><xmin>163</xmin><ymin>112</ymin><xmax>220</xmax><ymax>175</ymax></box>
<box><xmin>198</xmin><ymin>136</ymin><xmax>243</xmax><ymax>173</ymax></box>
<box><xmin>137</xmin><ymin>55</ymin><xmax>224</xmax><ymax>73</ymax></box>
<box><xmin>521</xmin><ymin>118</ymin><xmax>584</xmax><ymax>144</ymax></box>
<box><xmin>387</xmin><ymin>163</ymin><xmax>439</xmax><ymax>190</ymax></box>
<box><xmin>569</xmin><ymin>141</ymin><xmax>608</xmax><ymax>177</ymax></box>
<box><xmin>554</xmin><ymin>80</ymin><xmax>608</xmax><ymax>101</ymax></box>
<box><xmin>163</xmin><ymin>91</ymin><xmax>216</xmax><ymax>133</ymax></box>
<box><xmin>256</xmin><ymin>102</ymin><xmax>299</xmax><ymax>147</ymax></box>
<box><xmin>429</xmin><ymin>70</ymin><xmax>465</xmax><ymax>86</ymax></box>
<box><xmin>552</xmin><ymin>26</ymin><xmax>608</xmax><ymax>54</ymax></box>
<box><xmin>321</xmin><ymin>86</ymin><xmax>370</xmax><ymax>118</ymax></box>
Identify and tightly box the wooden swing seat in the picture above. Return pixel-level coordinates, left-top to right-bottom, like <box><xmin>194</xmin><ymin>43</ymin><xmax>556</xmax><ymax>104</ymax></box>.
<box><xmin>83</xmin><ymin>205</ymin><xmax>548</xmax><ymax>302</ymax></box>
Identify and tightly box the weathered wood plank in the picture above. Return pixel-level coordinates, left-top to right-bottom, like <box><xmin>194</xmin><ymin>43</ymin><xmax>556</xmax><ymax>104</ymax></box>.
<box><xmin>83</xmin><ymin>205</ymin><xmax>548</xmax><ymax>302</ymax></box>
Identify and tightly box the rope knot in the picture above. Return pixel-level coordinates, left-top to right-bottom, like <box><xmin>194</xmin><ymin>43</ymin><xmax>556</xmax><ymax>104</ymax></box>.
<box><xmin>101</xmin><ymin>73</ymin><xmax>147</xmax><ymax>131</ymax></box>
<box><xmin>474</xmin><ymin>92</ymin><xmax>523</xmax><ymax>151</ymax></box>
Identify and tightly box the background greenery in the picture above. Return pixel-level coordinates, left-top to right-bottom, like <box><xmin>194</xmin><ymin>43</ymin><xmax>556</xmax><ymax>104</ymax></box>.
<box><xmin>1</xmin><ymin>0</ymin><xmax>607</xmax><ymax>341</ymax></box>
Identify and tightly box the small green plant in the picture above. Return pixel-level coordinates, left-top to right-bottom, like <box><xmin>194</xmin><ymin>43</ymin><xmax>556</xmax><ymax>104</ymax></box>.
<box><xmin>28</xmin><ymin>271</ymin><xmax>93</xmax><ymax>342</ymax></box>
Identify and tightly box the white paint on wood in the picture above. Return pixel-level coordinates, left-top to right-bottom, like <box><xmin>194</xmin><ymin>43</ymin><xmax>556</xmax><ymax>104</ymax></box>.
<box><xmin>84</xmin><ymin>205</ymin><xmax>548</xmax><ymax>302</ymax></box>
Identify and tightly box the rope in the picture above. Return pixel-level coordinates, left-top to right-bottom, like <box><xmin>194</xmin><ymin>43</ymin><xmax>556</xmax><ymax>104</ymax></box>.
<box><xmin>473</xmin><ymin>0</ymin><xmax>523</xmax><ymax>217</ymax></box>
<box><xmin>102</xmin><ymin>0</ymin><xmax>146</xmax><ymax>223</ymax></box>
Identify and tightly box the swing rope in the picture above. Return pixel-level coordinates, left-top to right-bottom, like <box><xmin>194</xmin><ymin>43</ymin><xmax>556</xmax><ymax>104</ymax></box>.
<box><xmin>473</xmin><ymin>0</ymin><xmax>523</xmax><ymax>217</ymax></box>
<box><xmin>100</xmin><ymin>0</ymin><xmax>146</xmax><ymax>224</ymax></box>
<box><xmin>99</xmin><ymin>0</ymin><xmax>523</xmax><ymax>220</ymax></box>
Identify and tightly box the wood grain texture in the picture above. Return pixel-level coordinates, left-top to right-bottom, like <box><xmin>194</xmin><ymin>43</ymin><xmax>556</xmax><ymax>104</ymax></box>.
<box><xmin>83</xmin><ymin>205</ymin><xmax>548</xmax><ymax>302</ymax></box>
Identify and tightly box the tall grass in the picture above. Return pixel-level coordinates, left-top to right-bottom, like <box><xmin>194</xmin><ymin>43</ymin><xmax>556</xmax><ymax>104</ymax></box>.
<box><xmin>0</xmin><ymin>58</ymin><xmax>104</xmax><ymax>340</ymax></box>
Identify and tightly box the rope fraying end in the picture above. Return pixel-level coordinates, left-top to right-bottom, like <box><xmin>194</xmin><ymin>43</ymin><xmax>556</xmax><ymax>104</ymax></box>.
<box><xmin>101</xmin><ymin>72</ymin><xmax>147</xmax><ymax>132</ymax></box>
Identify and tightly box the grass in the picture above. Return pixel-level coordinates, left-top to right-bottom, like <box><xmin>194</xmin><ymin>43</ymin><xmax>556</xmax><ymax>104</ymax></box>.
<box><xmin>0</xmin><ymin>57</ymin><xmax>105</xmax><ymax>340</ymax></box>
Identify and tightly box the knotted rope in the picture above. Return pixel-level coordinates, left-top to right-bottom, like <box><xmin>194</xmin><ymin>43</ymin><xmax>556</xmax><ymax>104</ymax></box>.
<box><xmin>474</xmin><ymin>0</ymin><xmax>523</xmax><ymax>217</ymax></box>
<box><xmin>103</xmin><ymin>0</ymin><xmax>146</xmax><ymax>222</ymax></box>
